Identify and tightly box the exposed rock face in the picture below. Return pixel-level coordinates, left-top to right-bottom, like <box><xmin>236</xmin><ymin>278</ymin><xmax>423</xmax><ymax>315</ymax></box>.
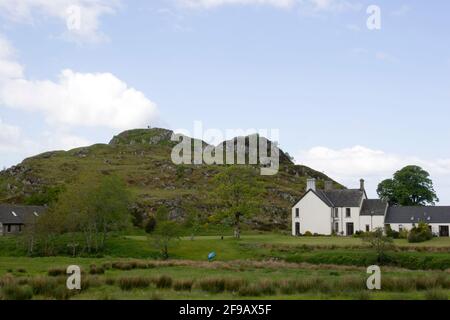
<box><xmin>109</xmin><ymin>128</ymin><xmax>174</xmax><ymax>146</ymax></box>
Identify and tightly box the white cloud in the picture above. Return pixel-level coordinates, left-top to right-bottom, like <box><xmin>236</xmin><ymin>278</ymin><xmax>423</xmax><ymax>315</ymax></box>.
<box><xmin>0</xmin><ymin>32</ymin><xmax>159</xmax><ymax>131</ymax></box>
<box><xmin>0</xmin><ymin>118</ymin><xmax>23</xmax><ymax>152</ymax></box>
<box><xmin>177</xmin><ymin>0</ymin><xmax>360</xmax><ymax>12</ymax></box>
<box><xmin>0</xmin><ymin>118</ymin><xmax>92</xmax><ymax>168</ymax></box>
<box><xmin>0</xmin><ymin>69</ymin><xmax>159</xmax><ymax>130</ymax></box>
<box><xmin>0</xmin><ymin>35</ymin><xmax>24</xmax><ymax>80</ymax></box>
<box><xmin>0</xmin><ymin>33</ymin><xmax>159</xmax><ymax>168</ymax></box>
<box><xmin>296</xmin><ymin>145</ymin><xmax>450</xmax><ymax>204</ymax></box>
<box><xmin>0</xmin><ymin>0</ymin><xmax>120</xmax><ymax>42</ymax></box>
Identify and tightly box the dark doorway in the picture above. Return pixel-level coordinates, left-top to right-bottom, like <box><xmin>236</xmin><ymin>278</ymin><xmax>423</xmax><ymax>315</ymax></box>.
<box><xmin>439</xmin><ymin>226</ymin><xmax>449</xmax><ymax>237</ymax></box>
<box><xmin>346</xmin><ymin>223</ymin><xmax>354</xmax><ymax>236</ymax></box>
<box><xmin>295</xmin><ymin>222</ymin><xmax>300</xmax><ymax>236</ymax></box>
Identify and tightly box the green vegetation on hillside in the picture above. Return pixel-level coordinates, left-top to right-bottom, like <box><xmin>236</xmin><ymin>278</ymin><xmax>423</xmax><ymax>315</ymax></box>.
<box><xmin>0</xmin><ymin>128</ymin><xmax>339</xmax><ymax>230</ymax></box>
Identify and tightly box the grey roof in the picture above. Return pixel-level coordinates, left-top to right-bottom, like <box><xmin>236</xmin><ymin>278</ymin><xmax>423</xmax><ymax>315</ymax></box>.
<box><xmin>315</xmin><ymin>189</ymin><xmax>365</xmax><ymax>208</ymax></box>
<box><xmin>0</xmin><ymin>205</ymin><xmax>46</xmax><ymax>225</ymax></box>
<box><xmin>385</xmin><ymin>206</ymin><xmax>450</xmax><ymax>224</ymax></box>
<box><xmin>360</xmin><ymin>199</ymin><xmax>389</xmax><ymax>216</ymax></box>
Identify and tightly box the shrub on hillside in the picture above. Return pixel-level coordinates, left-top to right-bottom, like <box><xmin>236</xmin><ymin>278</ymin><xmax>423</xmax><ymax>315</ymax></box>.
<box><xmin>304</xmin><ymin>231</ymin><xmax>313</xmax><ymax>237</ymax></box>
<box><xmin>145</xmin><ymin>216</ymin><xmax>157</xmax><ymax>234</ymax></box>
<box><xmin>408</xmin><ymin>222</ymin><xmax>433</xmax><ymax>243</ymax></box>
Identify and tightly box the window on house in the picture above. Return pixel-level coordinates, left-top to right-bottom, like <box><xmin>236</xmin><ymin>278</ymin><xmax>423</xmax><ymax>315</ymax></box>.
<box><xmin>346</xmin><ymin>208</ymin><xmax>351</xmax><ymax>218</ymax></box>
<box><xmin>334</xmin><ymin>208</ymin><xmax>339</xmax><ymax>218</ymax></box>
<box><xmin>334</xmin><ymin>222</ymin><xmax>339</xmax><ymax>233</ymax></box>
<box><xmin>295</xmin><ymin>208</ymin><xmax>299</xmax><ymax>218</ymax></box>
<box><xmin>7</xmin><ymin>225</ymin><xmax>11</xmax><ymax>233</ymax></box>
<box><xmin>399</xmin><ymin>225</ymin><xmax>403</xmax><ymax>232</ymax></box>
<box><xmin>366</xmin><ymin>225</ymin><xmax>370</xmax><ymax>232</ymax></box>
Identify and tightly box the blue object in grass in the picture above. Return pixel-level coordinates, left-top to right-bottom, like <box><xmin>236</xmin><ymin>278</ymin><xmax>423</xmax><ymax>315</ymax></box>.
<box><xmin>208</xmin><ymin>252</ymin><xmax>217</xmax><ymax>262</ymax></box>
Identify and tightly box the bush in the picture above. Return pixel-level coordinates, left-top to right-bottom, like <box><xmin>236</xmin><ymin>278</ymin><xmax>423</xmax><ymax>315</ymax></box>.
<box><xmin>0</xmin><ymin>284</ymin><xmax>33</xmax><ymax>300</ymax></box>
<box><xmin>197</xmin><ymin>278</ymin><xmax>226</xmax><ymax>293</ymax></box>
<box><xmin>89</xmin><ymin>264</ymin><xmax>105</xmax><ymax>275</ymax></box>
<box><xmin>424</xmin><ymin>290</ymin><xmax>448</xmax><ymax>300</ymax></box>
<box><xmin>238</xmin><ymin>280</ymin><xmax>276</xmax><ymax>297</ymax></box>
<box><xmin>145</xmin><ymin>216</ymin><xmax>157</xmax><ymax>234</ymax></box>
<box><xmin>304</xmin><ymin>231</ymin><xmax>313</xmax><ymax>237</ymax></box>
<box><xmin>153</xmin><ymin>275</ymin><xmax>173</xmax><ymax>289</ymax></box>
<box><xmin>398</xmin><ymin>229</ymin><xmax>409</xmax><ymax>239</ymax></box>
<box><xmin>173</xmin><ymin>280</ymin><xmax>194</xmax><ymax>291</ymax></box>
<box><xmin>29</xmin><ymin>277</ymin><xmax>60</xmax><ymax>296</ymax></box>
<box><xmin>48</xmin><ymin>267</ymin><xmax>67</xmax><ymax>277</ymax></box>
<box><xmin>385</xmin><ymin>225</ymin><xmax>399</xmax><ymax>239</ymax></box>
<box><xmin>408</xmin><ymin>223</ymin><xmax>433</xmax><ymax>243</ymax></box>
<box><xmin>353</xmin><ymin>231</ymin><xmax>365</xmax><ymax>238</ymax></box>
<box><xmin>118</xmin><ymin>277</ymin><xmax>151</xmax><ymax>291</ymax></box>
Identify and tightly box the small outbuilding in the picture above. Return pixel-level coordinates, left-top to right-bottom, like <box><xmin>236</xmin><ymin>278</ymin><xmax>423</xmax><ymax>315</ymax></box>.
<box><xmin>0</xmin><ymin>205</ymin><xmax>46</xmax><ymax>236</ymax></box>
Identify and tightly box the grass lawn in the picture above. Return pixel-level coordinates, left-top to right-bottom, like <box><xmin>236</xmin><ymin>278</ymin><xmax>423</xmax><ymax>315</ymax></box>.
<box><xmin>1</xmin><ymin>233</ymin><xmax>449</xmax><ymax>300</ymax></box>
<box><xmin>0</xmin><ymin>256</ymin><xmax>448</xmax><ymax>300</ymax></box>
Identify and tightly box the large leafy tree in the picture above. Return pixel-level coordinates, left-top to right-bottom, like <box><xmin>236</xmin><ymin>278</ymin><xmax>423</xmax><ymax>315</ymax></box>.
<box><xmin>213</xmin><ymin>166</ymin><xmax>263</xmax><ymax>239</ymax></box>
<box><xmin>47</xmin><ymin>173</ymin><xmax>132</xmax><ymax>253</ymax></box>
<box><xmin>377</xmin><ymin>165</ymin><xmax>439</xmax><ymax>206</ymax></box>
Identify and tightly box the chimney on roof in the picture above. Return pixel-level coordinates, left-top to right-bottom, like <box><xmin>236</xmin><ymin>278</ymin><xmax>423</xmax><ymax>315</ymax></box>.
<box><xmin>324</xmin><ymin>181</ymin><xmax>333</xmax><ymax>191</ymax></box>
<box><xmin>360</xmin><ymin>179</ymin><xmax>365</xmax><ymax>191</ymax></box>
<box><xmin>306</xmin><ymin>178</ymin><xmax>316</xmax><ymax>192</ymax></box>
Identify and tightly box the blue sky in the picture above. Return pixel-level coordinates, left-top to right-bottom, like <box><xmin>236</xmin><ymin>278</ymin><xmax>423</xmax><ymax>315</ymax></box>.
<box><xmin>0</xmin><ymin>0</ymin><xmax>449</xmax><ymax>203</ymax></box>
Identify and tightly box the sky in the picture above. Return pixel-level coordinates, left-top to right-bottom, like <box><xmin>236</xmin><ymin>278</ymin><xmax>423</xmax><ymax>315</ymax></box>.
<box><xmin>0</xmin><ymin>0</ymin><xmax>449</xmax><ymax>203</ymax></box>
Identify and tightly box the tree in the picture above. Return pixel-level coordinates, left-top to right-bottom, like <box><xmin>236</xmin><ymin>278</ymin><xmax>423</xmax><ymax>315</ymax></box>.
<box><xmin>48</xmin><ymin>173</ymin><xmax>132</xmax><ymax>253</ymax></box>
<box><xmin>213</xmin><ymin>166</ymin><xmax>263</xmax><ymax>239</ymax></box>
<box><xmin>151</xmin><ymin>206</ymin><xmax>182</xmax><ymax>259</ymax></box>
<box><xmin>362</xmin><ymin>228</ymin><xmax>395</xmax><ymax>264</ymax></box>
<box><xmin>377</xmin><ymin>165</ymin><xmax>439</xmax><ymax>206</ymax></box>
<box><xmin>184</xmin><ymin>206</ymin><xmax>202</xmax><ymax>241</ymax></box>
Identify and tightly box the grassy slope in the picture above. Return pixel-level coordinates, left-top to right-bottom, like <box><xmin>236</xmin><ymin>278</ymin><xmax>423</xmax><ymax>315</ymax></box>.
<box><xmin>0</xmin><ymin>128</ymin><xmax>338</xmax><ymax>229</ymax></box>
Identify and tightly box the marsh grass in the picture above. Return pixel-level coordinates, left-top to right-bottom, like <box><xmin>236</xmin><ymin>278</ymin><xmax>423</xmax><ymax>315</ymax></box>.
<box><xmin>118</xmin><ymin>276</ymin><xmax>151</xmax><ymax>290</ymax></box>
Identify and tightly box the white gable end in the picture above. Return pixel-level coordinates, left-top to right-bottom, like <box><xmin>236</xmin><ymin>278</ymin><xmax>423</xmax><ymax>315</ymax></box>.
<box><xmin>292</xmin><ymin>191</ymin><xmax>332</xmax><ymax>236</ymax></box>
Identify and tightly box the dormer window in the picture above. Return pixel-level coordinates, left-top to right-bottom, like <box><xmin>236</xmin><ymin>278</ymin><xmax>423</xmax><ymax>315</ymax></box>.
<box><xmin>334</xmin><ymin>208</ymin><xmax>339</xmax><ymax>218</ymax></box>
<box><xmin>346</xmin><ymin>208</ymin><xmax>351</xmax><ymax>218</ymax></box>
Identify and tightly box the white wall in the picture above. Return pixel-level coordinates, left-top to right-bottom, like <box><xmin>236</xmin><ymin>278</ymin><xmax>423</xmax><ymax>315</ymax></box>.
<box><xmin>359</xmin><ymin>216</ymin><xmax>385</xmax><ymax>232</ymax></box>
<box><xmin>389</xmin><ymin>223</ymin><xmax>450</xmax><ymax>236</ymax></box>
<box><xmin>292</xmin><ymin>191</ymin><xmax>332</xmax><ymax>235</ymax></box>
<box><xmin>332</xmin><ymin>207</ymin><xmax>361</xmax><ymax>235</ymax></box>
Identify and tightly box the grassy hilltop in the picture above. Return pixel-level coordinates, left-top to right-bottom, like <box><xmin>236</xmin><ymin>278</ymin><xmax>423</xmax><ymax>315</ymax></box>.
<box><xmin>0</xmin><ymin>127</ymin><xmax>338</xmax><ymax>230</ymax></box>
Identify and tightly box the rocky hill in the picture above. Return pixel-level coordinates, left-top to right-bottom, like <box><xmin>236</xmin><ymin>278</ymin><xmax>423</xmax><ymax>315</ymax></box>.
<box><xmin>0</xmin><ymin>128</ymin><xmax>341</xmax><ymax>230</ymax></box>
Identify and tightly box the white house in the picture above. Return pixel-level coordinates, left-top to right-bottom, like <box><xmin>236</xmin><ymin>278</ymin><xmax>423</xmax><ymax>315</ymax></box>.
<box><xmin>292</xmin><ymin>178</ymin><xmax>450</xmax><ymax>237</ymax></box>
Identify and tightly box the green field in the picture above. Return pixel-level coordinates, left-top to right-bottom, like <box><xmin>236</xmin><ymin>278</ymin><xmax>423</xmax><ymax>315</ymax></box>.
<box><xmin>1</xmin><ymin>233</ymin><xmax>449</xmax><ymax>300</ymax></box>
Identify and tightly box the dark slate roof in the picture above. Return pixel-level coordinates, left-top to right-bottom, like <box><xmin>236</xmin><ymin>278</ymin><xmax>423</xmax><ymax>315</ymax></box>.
<box><xmin>315</xmin><ymin>189</ymin><xmax>365</xmax><ymax>208</ymax></box>
<box><xmin>0</xmin><ymin>205</ymin><xmax>46</xmax><ymax>224</ymax></box>
<box><xmin>385</xmin><ymin>206</ymin><xmax>450</xmax><ymax>224</ymax></box>
<box><xmin>360</xmin><ymin>199</ymin><xmax>388</xmax><ymax>216</ymax></box>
